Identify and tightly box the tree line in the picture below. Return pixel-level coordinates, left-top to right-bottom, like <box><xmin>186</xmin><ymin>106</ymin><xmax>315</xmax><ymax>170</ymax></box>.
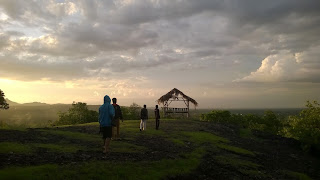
<box><xmin>201</xmin><ymin>101</ymin><xmax>320</xmax><ymax>153</ymax></box>
<box><xmin>54</xmin><ymin>102</ymin><xmax>142</xmax><ymax>126</ymax></box>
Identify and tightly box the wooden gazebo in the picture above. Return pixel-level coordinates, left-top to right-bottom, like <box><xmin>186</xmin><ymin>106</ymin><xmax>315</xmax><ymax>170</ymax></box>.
<box><xmin>157</xmin><ymin>88</ymin><xmax>198</xmax><ymax>118</ymax></box>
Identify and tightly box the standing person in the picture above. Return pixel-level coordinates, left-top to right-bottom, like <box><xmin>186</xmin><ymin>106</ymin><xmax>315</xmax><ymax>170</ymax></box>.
<box><xmin>99</xmin><ymin>95</ymin><xmax>115</xmax><ymax>154</ymax></box>
<box><xmin>155</xmin><ymin>105</ymin><xmax>160</xmax><ymax>130</ymax></box>
<box><xmin>140</xmin><ymin>104</ymin><xmax>148</xmax><ymax>131</ymax></box>
<box><xmin>112</xmin><ymin>98</ymin><xmax>123</xmax><ymax>140</ymax></box>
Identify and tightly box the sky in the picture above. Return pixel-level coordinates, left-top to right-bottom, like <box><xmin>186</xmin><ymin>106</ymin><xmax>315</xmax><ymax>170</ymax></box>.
<box><xmin>0</xmin><ymin>0</ymin><xmax>320</xmax><ymax>109</ymax></box>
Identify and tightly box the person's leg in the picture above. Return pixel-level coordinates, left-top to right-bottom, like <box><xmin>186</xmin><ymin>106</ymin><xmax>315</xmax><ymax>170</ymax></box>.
<box><xmin>143</xmin><ymin>120</ymin><xmax>146</xmax><ymax>130</ymax></box>
<box><xmin>156</xmin><ymin>119</ymin><xmax>159</xmax><ymax>129</ymax></box>
<box><xmin>140</xmin><ymin>119</ymin><xmax>143</xmax><ymax>131</ymax></box>
<box><xmin>104</xmin><ymin>138</ymin><xmax>110</xmax><ymax>153</ymax></box>
<box><xmin>112</xmin><ymin>126</ymin><xmax>115</xmax><ymax>139</ymax></box>
<box><xmin>117</xmin><ymin>119</ymin><xmax>120</xmax><ymax>138</ymax></box>
<box><xmin>103</xmin><ymin>126</ymin><xmax>112</xmax><ymax>153</ymax></box>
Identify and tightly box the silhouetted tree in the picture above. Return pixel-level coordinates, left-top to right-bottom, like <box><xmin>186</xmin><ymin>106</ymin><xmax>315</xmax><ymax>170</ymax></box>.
<box><xmin>0</xmin><ymin>89</ymin><xmax>9</xmax><ymax>110</ymax></box>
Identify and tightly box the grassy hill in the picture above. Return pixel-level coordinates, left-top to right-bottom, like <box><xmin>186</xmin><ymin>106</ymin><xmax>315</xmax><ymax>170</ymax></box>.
<box><xmin>0</xmin><ymin>119</ymin><xmax>319</xmax><ymax>179</ymax></box>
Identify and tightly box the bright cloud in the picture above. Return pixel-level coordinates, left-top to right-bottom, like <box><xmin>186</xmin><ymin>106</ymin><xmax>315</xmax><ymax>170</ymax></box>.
<box><xmin>235</xmin><ymin>46</ymin><xmax>320</xmax><ymax>83</ymax></box>
<box><xmin>1</xmin><ymin>0</ymin><xmax>320</xmax><ymax>108</ymax></box>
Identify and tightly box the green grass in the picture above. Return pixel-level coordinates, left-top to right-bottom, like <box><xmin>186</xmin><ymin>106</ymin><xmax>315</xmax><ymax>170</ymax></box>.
<box><xmin>40</xmin><ymin>129</ymin><xmax>100</xmax><ymax>142</ymax></box>
<box><xmin>30</xmin><ymin>143</ymin><xmax>81</xmax><ymax>153</ymax></box>
<box><xmin>238</xmin><ymin>169</ymin><xmax>269</xmax><ymax>178</ymax></box>
<box><xmin>0</xmin><ymin>119</ymin><xmax>314</xmax><ymax>179</ymax></box>
<box><xmin>111</xmin><ymin>141</ymin><xmax>146</xmax><ymax>153</ymax></box>
<box><xmin>0</xmin><ymin>148</ymin><xmax>205</xmax><ymax>180</ymax></box>
<box><xmin>215</xmin><ymin>155</ymin><xmax>260</xmax><ymax>169</ymax></box>
<box><xmin>54</xmin><ymin>122</ymin><xmax>99</xmax><ymax>128</ymax></box>
<box><xmin>0</xmin><ymin>164</ymin><xmax>58</xmax><ymax>180</ymax></box>
<box><xmin>169</xmin><ymin>138</ymin><xmax>185</xmax><ymax>146</ymax></box>
<box><xmin>239</xmin><ymin>128</ymin><xmax>253</xmax><ymax>138</ymax></box>
<box><xmin>181</xmin><ymin>131</ymin><xmax>229</xmax><ymax>144</ymax></box>
<box><xmin>0</xmin><ymin>142</ymin><xmax>33</xmax><ymax>154</ymax></box>
<box><xmin>216</xmin><ymin>143</ymin><xmax>255</xmax><ymax>156</ymax></box>
<box><xmin>283</xmin><ymin>170</ymin><xmax>312</xmax><ymax>180</ymax></box>
<box><xmin>0</xmin><ymin>125</ymin><xmax>27</xmax><ymax>131</ymax></box>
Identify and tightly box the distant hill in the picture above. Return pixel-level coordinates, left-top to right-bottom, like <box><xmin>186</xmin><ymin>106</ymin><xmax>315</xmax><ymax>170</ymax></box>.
<box><xmin>22</xmin><ymin>102</ymin><xmax>50</xmax><ymax>106</ymax></box>
<box><xmin>5</xmin><ymin>99</ymin><xmax>50</xmax><ymax>106</ymax></box>
<box><xmin>5</xmin><ymin>98</ymin><xmax>20</xmax><ymax>106</ymax></box>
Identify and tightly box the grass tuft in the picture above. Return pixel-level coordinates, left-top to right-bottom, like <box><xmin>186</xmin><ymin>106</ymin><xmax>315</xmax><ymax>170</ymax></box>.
<box><xmin>181</xmin><ymin>131</ymin><xmax>229</xmax><ymax>144</ymax></box>
<box><xmin>283</xmin><ymin>170</ymin><xmax>312</xmax><ymax>180</ymax></box>
<box><xmin>215</xmin><ymin>155</ymin><xmax>260</xmax><ymax>169</ymax></box>
<box><xmin>31</xmin><ymin>143</ymin><xmax>81</xmax><ymax>153</ymax></box>
<box><xmin>216</xmin><ymin>143</ymin><xmax>255</xmax><ymax>156</ymax></box>
<box><xmin>0</xmin><ymin>142</ymin><xmax>33</xmax><ymax>154</ymax></box>
<box><xmin>40</xmin><ymin>129</ymin><xmax>100</xmax><ymax>142</ymax></box>
<box><xmin>111</xmin><ymin>141</ymin><xmax>146</xmax><ymax>153</ymax></box>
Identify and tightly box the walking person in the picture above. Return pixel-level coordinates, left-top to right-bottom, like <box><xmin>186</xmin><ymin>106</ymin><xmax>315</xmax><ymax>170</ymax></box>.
<box><xmin>155</xmin><ymin>105</ymin><xmax>160</xmax><ymax>130</ymax></box>
<box><xmin>140</xmin><ymin>104</ymin><xmax>148</xmax><ymax>131</ymax></box>
<box><xmin>99</xmin><ymin>95</ymin><xmax>115</xmax><ymax>154</ymax></box>
<box><xmin>112</xmin><ymin>98</ymin><xmax>123</xmax><ymax>140</ymax></box>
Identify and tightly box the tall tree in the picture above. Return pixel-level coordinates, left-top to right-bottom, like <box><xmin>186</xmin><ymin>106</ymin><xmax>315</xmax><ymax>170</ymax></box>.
<box><xmin>0</xmin><ymin>89</ymin><xmax>9</xmax><ymax>109</ymax></box>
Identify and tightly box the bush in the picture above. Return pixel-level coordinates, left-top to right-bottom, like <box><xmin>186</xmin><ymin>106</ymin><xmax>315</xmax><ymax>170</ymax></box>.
<box><xmin>262</xmin><ymin>110</ymin><xmax>282</xmax><ymax>134</ymax></box>
<box><xmin>201</xmin><ymin>110</ymin><xmax>281</xmax><ymax>134</ymax></box>
<box><xmin>122</xmin><ymin>103</ymin><xmax>141</xmax><ymax>120</ymax></box>
<box><xmin>285</xmin><ymin>101</ymin><xmax>320</xmax><ymax>152</ymax></box>
<box><xmin>55</xmin><ymin>102</ymin><xmax>98</xmax><ymax>125</ymax></box>
<box><xmin>201</xmin><ymin>110</ymin><xmax>231</xmax><ymax>123</ymax></box>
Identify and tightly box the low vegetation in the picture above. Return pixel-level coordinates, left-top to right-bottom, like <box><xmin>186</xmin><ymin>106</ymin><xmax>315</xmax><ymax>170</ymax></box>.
<box><xmin>55</xmin><ymin>102</ymin><xmax>98</xmax><ymax>125</ymax></box>
<box><xmin>284</xmin><ymin>101</ymin><xmax>320</xmax><ymax>152</ymax></box>
<box><xmin>201</xmin><ymin>100</ymin><xmax>320</xmax><ymax>153</ymax></box>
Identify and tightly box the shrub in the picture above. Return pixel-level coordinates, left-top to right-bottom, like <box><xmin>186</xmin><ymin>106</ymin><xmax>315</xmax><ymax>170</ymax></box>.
<box><xmin>55</xmin><ymin>102</ymin><xmax>98</xmax><ymax>125</ymax></box>
<box><xmin>263</xmin><ymin>110</ymin><xmax>282</xmax><ymax>134</ymax></box>
<box><xmin>122</xmin><ymin>103</ymin><xmax>141</xmax><ymax>120</ymax></box>
<box><xmin>285</xmin><ymin>101</ymin><xmax>320</xmax><ymax>152</ymax></box>
<box><xmin>201</xmin><ymin>110</ymin><xmax>231</xmax><ymax>123</ymax></box>
<box><xmin>201</xmin><ymin>110</ymin><xmax>281</xmax><ymax>134</ymax></box>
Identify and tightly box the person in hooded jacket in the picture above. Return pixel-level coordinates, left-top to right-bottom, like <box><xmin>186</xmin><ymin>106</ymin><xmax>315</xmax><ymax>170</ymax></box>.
<box><xmin>99</xmin><ymin>95</ymin><xmax>115</xmax><ymax>154</ymax></box>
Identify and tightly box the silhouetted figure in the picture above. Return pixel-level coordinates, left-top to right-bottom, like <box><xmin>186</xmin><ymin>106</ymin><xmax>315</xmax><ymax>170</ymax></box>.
<box><xmin>140</xmin><ymin>104</ymin><xmax>148</xmax><ymax>131</ymax></box>
<box><xmin>112</xmin><ymin>98</ymin><xmax>123</xmax><ymax>139</ymax></box>
<box><xmin>99</xmin><ymin>95</ymin><xmax>115</xmax><ymax>154</ymax></box>
<box><xmin>155</xmin><ymin>105</ymin><xmax>160</xmax><ymax>130</ymax></box>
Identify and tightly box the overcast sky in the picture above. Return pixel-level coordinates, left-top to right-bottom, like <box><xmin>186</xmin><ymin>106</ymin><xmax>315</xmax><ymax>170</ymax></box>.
<box><xmin>1</xmin><ymin>0</ymin><xmax>320</xmax><ymax>108</ymax></box>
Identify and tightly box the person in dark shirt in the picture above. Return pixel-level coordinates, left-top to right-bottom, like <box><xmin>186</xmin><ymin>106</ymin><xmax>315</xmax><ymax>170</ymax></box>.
<box><xmin>154</xmin><ymin>105</ymin><xmax>160</xmax><ymax>130</ymax></box>
<box><xmin>112</xmin><ymin>98</ymin><xmax>123</xmax><ymax>139</ymax></box>
<box><xmin>140</xmin><ymin>104</ymin><xmax>148</xmax><ymax>131</ymax></box>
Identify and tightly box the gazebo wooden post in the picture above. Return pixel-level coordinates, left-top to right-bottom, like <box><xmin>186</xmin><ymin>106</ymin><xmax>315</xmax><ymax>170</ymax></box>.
<box><xmin>187</xmin><ymin>100</ymin><xmax>189</xmax><ymax>118</ymax></box>
<box><xmin>164</xmin><ymin>100</ymin><xmax>170</xmax><ymax>118</ymax></box>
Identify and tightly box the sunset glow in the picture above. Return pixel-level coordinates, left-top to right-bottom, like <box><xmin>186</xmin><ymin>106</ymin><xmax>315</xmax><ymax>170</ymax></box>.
<box><xmin>1</xmin><ymin>1</ymin><xmax>319</xmax><ymax>108</ymax></box>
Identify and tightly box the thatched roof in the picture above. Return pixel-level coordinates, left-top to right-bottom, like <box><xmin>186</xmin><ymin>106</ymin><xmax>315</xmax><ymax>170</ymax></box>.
<box><xmin>157</xmin><ymin>88</ymin><xmax>198</xmax><ymax>106</ymax></box>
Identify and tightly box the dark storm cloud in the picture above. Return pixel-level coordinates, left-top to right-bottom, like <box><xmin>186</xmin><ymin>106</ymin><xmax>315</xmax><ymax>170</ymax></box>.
<box><xmin>59</xmin><ymin>23</ymin><xmax>158</xmax><ymax>52</ymax></box>
<box><xmin>0</xmin><ymin>0</ymin><xmax>320</xmax><ymax>83</ymax></box>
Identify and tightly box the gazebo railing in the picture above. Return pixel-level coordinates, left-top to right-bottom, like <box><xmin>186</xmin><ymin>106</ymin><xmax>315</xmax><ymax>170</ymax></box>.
<box><xmin>162</xmin><ymin>107</ymin><xmax>189</xmax><ymax>113</ymax></box>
